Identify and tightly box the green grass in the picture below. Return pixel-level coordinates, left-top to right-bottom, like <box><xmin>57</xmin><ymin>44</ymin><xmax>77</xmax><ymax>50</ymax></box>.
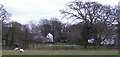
<box><xmin>0</xmin><ymin>51</ymin><xmax>2</xmax><ymax>56</ymax></box>
<box><xmin>2</xmin><ymin>50</ymin><xmax>118</xmax><ymax>55</ymax></box>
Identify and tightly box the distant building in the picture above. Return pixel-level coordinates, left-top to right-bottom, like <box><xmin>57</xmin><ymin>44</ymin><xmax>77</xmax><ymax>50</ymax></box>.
<box><xmin>46</xmin><ymin>33</ymin><xmax>54</xmax><ymax>42</ymax></box>
<box><xmin>87</xmin><ymin>35</ymin><xmax>117</xmax><ymax>45</ymax></box>
<box><xmin>88</xmin><ymin>38</ymin><xmax>94</xmax><ymax>44</ymax></box>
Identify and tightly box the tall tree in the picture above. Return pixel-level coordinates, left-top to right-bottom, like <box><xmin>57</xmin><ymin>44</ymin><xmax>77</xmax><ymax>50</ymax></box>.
<box><xmin>60</xmin><ymin>1</ymin><xmax>115</xmax><ymax>49</ymax></box>
<box><xmin>49</xmin><ymin>18</ymin><xmax>64</xmax><ymax>42</ymax></box>
<box><xmin>114</xmin><ymin>5</ymin><xmax>120</xmax><ymax>48</ymax></box>
<box><xmin>1</xmin><ymin>4</ymin><xmax>11</xmax><ymax>49</ymax></box>
<box><xmin>40</xmin><ymin>19</ymin><xmax>51</xmax><ymax>37</ymax></box>
<box><xmin>0</xmin><ymin>4</ymin><xmax>11</xmax><ymax>22</ymax></box>
<box><xmin>38</xmin><ymin>18</ymin><xmax>64</xmax><ymax>43</ymax></box>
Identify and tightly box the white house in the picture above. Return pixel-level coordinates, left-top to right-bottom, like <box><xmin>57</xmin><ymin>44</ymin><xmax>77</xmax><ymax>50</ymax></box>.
<box><xmin>46</xmin><ymin>33</ymin><xmax>53</xmax><ymax>42</ymax></box>
<box><xmin>88</xmin><ymin>38</ymin><xmax>94</xmax><ymax>44</ymax></box>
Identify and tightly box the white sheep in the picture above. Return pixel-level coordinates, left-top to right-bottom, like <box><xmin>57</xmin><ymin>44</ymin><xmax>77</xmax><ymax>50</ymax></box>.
<box><xmin>13</xmin><ymin>47</ymin><xmax>19</xmax><ymax>51</ymax></box>
<box><xmin>19</xmin><ymin>49</ymin><xmax>24</xmax><ymax>53</ymax></box>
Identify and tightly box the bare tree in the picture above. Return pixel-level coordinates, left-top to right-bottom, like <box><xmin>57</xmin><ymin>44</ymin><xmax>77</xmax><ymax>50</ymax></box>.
<box><xmin>0</xmin><ymin>4</ymin><xmax>11</xmax><ymax>22</ymax></box>
<box><xmin>60</xmin><ymin>1</ymin><xmax>115</xmax><ymax>49</ymax></box>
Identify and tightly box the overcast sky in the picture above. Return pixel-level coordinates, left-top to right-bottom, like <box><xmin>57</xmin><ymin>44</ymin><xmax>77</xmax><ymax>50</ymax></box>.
<box><xmin>0</xmin><ymin>0</ymin><xmax>120</xmax><ymax>24</ymax></box>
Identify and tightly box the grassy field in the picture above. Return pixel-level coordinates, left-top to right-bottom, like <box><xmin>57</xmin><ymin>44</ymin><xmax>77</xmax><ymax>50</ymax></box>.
<box><xmin>2</xmin><ymin>49</ymin><xmax>118</xmax><ymax>55</ymax></box>
<box><xmin>2</xmin><ymin>50</ymin><xmax>119</xmax><ymax>57</ymax></box>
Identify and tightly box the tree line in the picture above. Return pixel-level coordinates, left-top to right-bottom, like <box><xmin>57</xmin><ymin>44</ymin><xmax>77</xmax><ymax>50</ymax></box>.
<box><xmin>1</xmin><ymin>1</ymin><xmax>120</xmax><ymax>49</ymax></box>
